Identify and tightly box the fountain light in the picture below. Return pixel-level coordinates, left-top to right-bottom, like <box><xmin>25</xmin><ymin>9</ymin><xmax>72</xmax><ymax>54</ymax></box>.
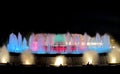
<box><xmin>20</xmin><ymin>50</ymin><xmax>35</xmax><ymax>65</ymax></box>
<box><xmin>23</xmin><ymin>60</ymin><xmax>32</xmax><ymax>65</ymax></box>
<box><xmin>111</xmin><ymin>57</ymin><xmax>116</xmax><ymax>63</ymax></box>
<box><xmin>0</xmin><ymin>57</ymin><xmax>8</xmax><ymax>63</ymax></box>
<box><xmin>0</xmin><ymin>45</ymin><xmax>10</xmax><ymax>63</ymax></box>
<box><xmin>82</xmin><ymin>51</ymin><xmax>99</xmax><ymax>65</ymax></box>
<box><xmin>54</xmin><ymin>55</ymin><xmax>67</xmax><ymax>67</ymax></box>
<box><xmin>107</xmin><ymin>49</ymin><xmax>120</xmax><ymax>64</ymax></box>
<box><xmin>87</xmin><ymin>58</ymin><xmax>93</xmax><ymax>64</ymax></box>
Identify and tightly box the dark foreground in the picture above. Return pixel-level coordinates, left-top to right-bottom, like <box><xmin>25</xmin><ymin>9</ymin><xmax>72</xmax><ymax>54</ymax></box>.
<box><xmin>0</xmin><ymin>64</ymin><xmax>120</xmax><ymax>73</ymax></box>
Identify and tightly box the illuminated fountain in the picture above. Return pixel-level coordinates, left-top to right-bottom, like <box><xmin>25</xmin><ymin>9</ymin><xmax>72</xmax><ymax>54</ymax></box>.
<box><xmin>82</xmin><ymin>51</ymin><xmax>99</xmax><ymax>65</ymax></box>
<box><xmin>46</xmin><ymin>34</ymin><xmax>55</xmax><ymax>54</ymax></box>
<box><xmin>66</xmin><ymin>32</ymin><xmax>71</xmax><ymax>53</ymax></box>
<box><xmin>107</xmin><ymin>49</ymin><xmax>120</xmax><ymax>64</ymax></box>
<box><xmin>29</xmin><ymin>34</ymin><xmax>52</xmax><ymax>54</ymax></box>
<box><xmin>7</xmin><ymin>32</ymin><xmax>111</xmax><ymax>54</ymax></box>
<box><xmin>0</xmin><ymin>45</ymin><xmax>10</xmax><ymax>63</ymax></box>
<box><xmin>54</xmin><ymin>55</ymin><xmax>67</xmax><ymax>67</ymax></box>
<box><xmin>20</xmin><ymin>49</ymin><xmax>35</xmax><ymax>65</ymax></box>
<box><xmin>7</xmin><ymin>33</ymin><xmax>28</xmax><ymax>53</ymax></box>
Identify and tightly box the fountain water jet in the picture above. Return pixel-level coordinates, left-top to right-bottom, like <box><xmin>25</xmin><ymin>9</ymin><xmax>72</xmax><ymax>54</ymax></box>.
<box><xmin>7</xmin><ymin>33</ymin><xmax>28</xmax><ymax>53</ymax></box>
<box><xmin>0</xmin><ymin>45</ymin><xmax>10</xmax><ymax>63</ymax></box>
<box><xmin>54</xmin><ymin>55</ymin><xmax>67</xmax><ymax>67</ymax></box>
<box><xmin>7</xmin><ymin>32</ymin><xmax>111</xmax><ymax>54</ymax></box>
<box><xmin>107</xmin><ymin>49</ymin><xmax>120</xmax><ymax>64</ymax></box>
<box><xmin>82</xmin><ymin>50</ymin><xmax>99</xmax><ymax>65</ymax></box>
<box><xmin>20</xmin><ymin>49</ymin><xmax>35</xmax><ymax>65</ymax></box>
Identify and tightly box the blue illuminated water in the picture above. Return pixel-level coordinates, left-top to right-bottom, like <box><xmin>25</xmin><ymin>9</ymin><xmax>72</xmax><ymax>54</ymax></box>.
<box><xmin>7</xmin><ymin>33</ymin><xmax>28</xmax><ymax>53</ymax></box>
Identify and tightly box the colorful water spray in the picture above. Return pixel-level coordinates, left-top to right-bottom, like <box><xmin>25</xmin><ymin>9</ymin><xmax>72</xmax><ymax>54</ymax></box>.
<box><xmin>7</xmin><ymin>32</ymin><xmax>111</xmax><ymax>54</ymax></box>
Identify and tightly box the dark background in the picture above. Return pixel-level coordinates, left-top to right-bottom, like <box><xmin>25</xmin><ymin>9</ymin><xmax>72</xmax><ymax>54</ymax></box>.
<box><xmin>0</xmin><ymin>9</ymin><xmax>120</xmax><ymax>45</ymax></box>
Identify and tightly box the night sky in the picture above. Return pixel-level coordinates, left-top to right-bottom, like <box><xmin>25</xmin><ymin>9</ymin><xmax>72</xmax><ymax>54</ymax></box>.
<box><xmin>0</xmin><ymin>10</ymin><xmax>120</xmax><ymax>45</ymax></box>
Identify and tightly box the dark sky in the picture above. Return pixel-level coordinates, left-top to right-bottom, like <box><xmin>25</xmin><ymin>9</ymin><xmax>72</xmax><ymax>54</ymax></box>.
<box><xmin>0</xmin><ymin>10</ymin><xmax>120</xmax><ymax>45</ymax></box>
<box><xmin>1</xmin><ymin>11</ymin><xmax>120</xmax><ymax>33</ymax></box>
